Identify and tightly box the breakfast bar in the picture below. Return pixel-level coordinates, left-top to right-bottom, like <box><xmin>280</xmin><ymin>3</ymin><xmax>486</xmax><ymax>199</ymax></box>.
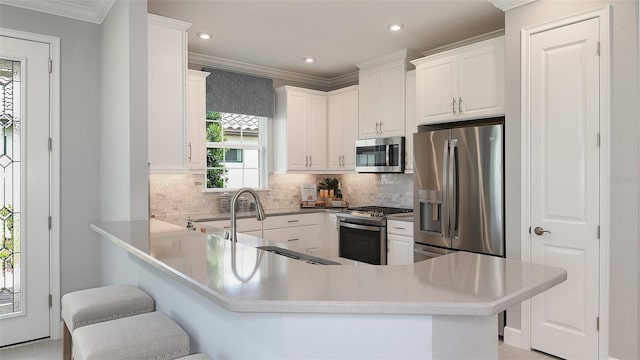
<box><xmin>92</xmin><ymin>220</ymin><xmax>566</xmax><ymax>359</ymax></box>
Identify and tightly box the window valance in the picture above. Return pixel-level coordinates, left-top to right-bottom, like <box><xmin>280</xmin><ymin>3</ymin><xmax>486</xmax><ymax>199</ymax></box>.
<box><xmin>202</xmin><ymin>67</ymin><xmax>274</xmax><ymax>118</ymax></box>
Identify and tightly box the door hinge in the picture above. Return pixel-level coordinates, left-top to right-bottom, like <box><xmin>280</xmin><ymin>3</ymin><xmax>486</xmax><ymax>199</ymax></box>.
<box><xmin>48</xmin><ymin>137</ymin><xmax>52</xmax><ymax>151</ymax></box>
<box><xmin>49</xmin><ymin>294</ymin><xmax>53</xmax><ymax>308</ymax></box>
<box><xmin>48</xmin><ymin>216</ymin><xmax>52</xmax><ymax>229</ymax></box>
<box><xmin>597</xmin><ymin>225</ymin><xmax>600</xmax><ymax>239</ymax></box>
<box><xmin>596</xmin><ymin>316</ymin><xmax>600</xmax><ymax>331</ymax></box>
<box><xmin>596</xmin><ymin>41</ymin><xmax>600</xmax><ymax>56</ymax></box>
<box><xmin>48</xmin><ymin>59</ymin><xmax>52</xmax><ymax>74</ymax></box>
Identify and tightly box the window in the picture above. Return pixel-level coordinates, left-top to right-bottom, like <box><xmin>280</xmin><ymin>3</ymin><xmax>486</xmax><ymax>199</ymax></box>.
<box><xmin>206</xmin><ymin>111</ymin><xmax>266</xmax><ymax>189</ymax></box>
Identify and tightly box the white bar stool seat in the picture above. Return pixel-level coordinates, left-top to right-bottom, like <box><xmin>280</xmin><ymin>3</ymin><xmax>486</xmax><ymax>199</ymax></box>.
<box><xmin>61</xmin><ymin>285</ymin><xmax>155</xmax><ymax>360</ymax></box>
<box><xmin>72</xmin><ymin>311</ymin><xmax>190</xmax><ymax>360</ymax></box>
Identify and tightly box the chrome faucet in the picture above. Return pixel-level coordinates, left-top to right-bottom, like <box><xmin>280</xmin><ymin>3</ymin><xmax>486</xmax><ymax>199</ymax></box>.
<box><xmin>228</xmin><ymin>187</ymin><xmax>266</xmax><ymax>242</ymax></box>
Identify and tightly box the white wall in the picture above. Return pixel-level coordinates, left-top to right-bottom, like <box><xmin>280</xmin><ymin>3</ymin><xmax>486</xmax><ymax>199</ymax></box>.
<box><xmin>503</xmin><ymin>1</ymin><xmax>639</xmax><ymax>358</ymax></box>
<box><xmin>0</xmin><ymin>5</ymin><xmax>102</xmax><ymax>295</ymax></box>
<box><xmin>99</xmin><ymin>0</ymin><xmax>148</xmax><ymax>222</ymax></box>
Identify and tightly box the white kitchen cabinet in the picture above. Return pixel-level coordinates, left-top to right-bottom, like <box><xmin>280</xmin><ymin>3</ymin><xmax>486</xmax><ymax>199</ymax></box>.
<box><xmin>200</xmin><ymin>212</ymin><xmax>325</xmax><ymax>255</ymax></box>
<box><xmin>405</xmin><ymin>70</ymin><xmax>417</xmax><ymax>173</ymax></box>
<box><xmin>263</xmin><ymin>225</ymin><xmax>321</xmax><ymax>254</ymax></box>
<box><xmin>357</xmin><ymin>50</ymin><xmax>417</xmax><ymax>139</ymax></box>
<box><xmin>326</xmin><ymin>212</ymin><xmax>339</xmax><ymax>258</ymax></box>
<box><xmin>148</xmin><ymin>14</ymin><xmax>191</xmax><ymax>173</ymax></box>
<box><xmin>327</xmin><ymin>86</ymin><xmax>359</xmax><ymax>172</ymax></box>
<box><xmin>186</xmin><ymin>70</ymin><xmax>209</xmax><ymax>171</ymax></box>
<box><xmin>413</xmin><ymin>36</ymin><xmax>505</xmax><ymax>125</ymax></box>
<box><xmin>274</xmin><ymin>86</ymin><xmax>327</xmax><ymax>173</ymax></box>
<box><xmin>387</xmin><ymin>219</ymin><xmax>414</xmax><ymax>265</ymax></box>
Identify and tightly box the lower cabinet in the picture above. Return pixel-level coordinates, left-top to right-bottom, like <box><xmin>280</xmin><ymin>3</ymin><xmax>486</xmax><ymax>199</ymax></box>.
<box><xmin>200</xmin><ymin>212</ymin><xmax>325</xmax><ymax>255</ymax></box>
<box><xmin>387</xmin><ymin>219</ymin><xmax>414</xmax><ymax>265</ymax></box>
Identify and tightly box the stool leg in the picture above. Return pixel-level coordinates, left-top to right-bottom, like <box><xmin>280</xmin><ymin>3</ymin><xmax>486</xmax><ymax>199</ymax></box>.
<box><xmin>63</xmin><ymin>322</ymin><xmax>72</xmax><ymax>360</ymax></box>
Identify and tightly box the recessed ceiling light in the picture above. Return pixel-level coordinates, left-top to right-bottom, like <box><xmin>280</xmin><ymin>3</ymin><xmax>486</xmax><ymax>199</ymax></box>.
<box><xmin>303</xmin><ymin>57</ymin><xmax>316</xmax><ymax>63</ymax></box>
<box><xmin>387</xmin><ymin>24</ymin><xmax>405</xmax><ymax>32</ymax></box>
<box><xmin>197</xmin><ymin>32</ymin><xmax>212</xmax><ymax>40</ymax></box>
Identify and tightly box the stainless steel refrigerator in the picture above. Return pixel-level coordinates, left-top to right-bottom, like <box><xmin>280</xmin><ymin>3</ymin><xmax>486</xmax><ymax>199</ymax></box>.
<box><xmin>413</xmin><ymin>119</ymin><xmax>504</xmax><ymax>258</ymax></box>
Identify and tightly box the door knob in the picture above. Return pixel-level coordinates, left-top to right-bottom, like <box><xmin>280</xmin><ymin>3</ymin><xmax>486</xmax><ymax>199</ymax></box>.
<box><xmin>533</xmin><ymin>226</ymin><xmax>551</xmax><ymax>236</ymax></box>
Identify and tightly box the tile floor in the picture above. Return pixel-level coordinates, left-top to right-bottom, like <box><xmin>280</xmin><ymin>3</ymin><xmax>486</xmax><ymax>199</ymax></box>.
<box><xmin>0</xmin><ymin>338</ymin><xmax>560</xmax><ymax>360</ymax></box>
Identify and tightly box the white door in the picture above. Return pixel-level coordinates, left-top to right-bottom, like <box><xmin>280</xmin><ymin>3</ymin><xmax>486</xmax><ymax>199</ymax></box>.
<box><xmin>358</xmin><ymin>67</ymin><xmax>380</xmax><ymax>138</ymax></box>
<box><xmin>0</xmin><ymin>36</ymin><xmax>51</xmax><ymax>346</ymax></box>
<box><xmin>306</xmin><ymin>94</ymin><xmax>327</xmax><ymax>171</ymax></box>
<box><xmin>379</xmin><ymin>59</ymin><xmax>405</xmax><ymax>137</ymax></box>
<box><xmin>458</xmin><ymin>40</ymin><xmax>504</xmax><ymax>120</ymax></box>
<box><xmin>529</xmin><ymin>18</ymin><xmax>600</xmax><ymax>359</ymax></box>
<box><xmin>286</xmin><ymin>91</ymin><xmax>307</xmax><ymax>171</ymax></box>
<box><xmin>327</xmin><ymin>93</ymin><xmax>344</xmax><ymax>170</ymax></box>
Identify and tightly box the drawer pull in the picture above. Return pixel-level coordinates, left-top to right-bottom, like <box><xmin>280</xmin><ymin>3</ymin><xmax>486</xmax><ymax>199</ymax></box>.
<box><xmin>394</xmin><ymin>227</ymin><xmax>406</xmax><ymax>230</ymax></box>
<box><xmin>287</xmin><ymin>238</ymin><xmax>299</xmax><ymax>242</ymax></box>
<box><xmin>287</xmin><ymin>220</ymin><xmax>299</xmax><ymax>223</ymax></box>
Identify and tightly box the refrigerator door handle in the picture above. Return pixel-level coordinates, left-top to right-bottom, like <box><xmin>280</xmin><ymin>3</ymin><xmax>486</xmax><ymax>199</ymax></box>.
<box><xmin>449</xmin><ymin>139</ymin><xmax>458</xmax><ymax>238</ymax></box>
<box><xmin>442</xmin><ymin>140</ymin><xmax>450</xmax><ymax>238</ymax></box>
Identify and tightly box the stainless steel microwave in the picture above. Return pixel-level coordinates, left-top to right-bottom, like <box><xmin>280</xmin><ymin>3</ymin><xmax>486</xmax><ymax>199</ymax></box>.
<box><xmin>354</xmin><ymin>136</ymin><xmax>405</xmax><ymax>173</ymax></box>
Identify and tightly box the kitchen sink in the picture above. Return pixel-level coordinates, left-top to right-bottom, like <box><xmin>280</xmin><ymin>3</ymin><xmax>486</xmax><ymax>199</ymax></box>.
<box><xmin>257</xmin><ymin>246</ymin><xmax>341</xmax><ymax>265</ymax></box>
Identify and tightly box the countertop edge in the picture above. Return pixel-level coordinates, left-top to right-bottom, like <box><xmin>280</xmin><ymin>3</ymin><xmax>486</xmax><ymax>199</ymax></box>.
<box><xmin>91</xmin><ymin>221</ymin><xmax>566</xmax><ymax>316</ymax></box>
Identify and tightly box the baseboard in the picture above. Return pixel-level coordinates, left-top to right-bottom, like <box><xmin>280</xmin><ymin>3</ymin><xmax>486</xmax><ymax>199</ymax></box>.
<box><xmin>503</xmin><ymin>326</ymin><xmax>523</xmax><ymax>348</ymax></box>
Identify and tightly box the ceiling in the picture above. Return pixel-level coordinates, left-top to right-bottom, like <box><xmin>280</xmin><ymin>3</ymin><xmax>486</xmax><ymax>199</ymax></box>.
<box><xmin>148</xmin><ymin>0</ymin><xmax>505</xmax><ymax>81</ymax></box>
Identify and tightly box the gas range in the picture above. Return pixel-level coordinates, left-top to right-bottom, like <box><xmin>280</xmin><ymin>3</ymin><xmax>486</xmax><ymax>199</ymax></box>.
<box><xmin>336</xmin><ymin>206</ymin><xmax>412</xmax><ymax>226</ymax></box>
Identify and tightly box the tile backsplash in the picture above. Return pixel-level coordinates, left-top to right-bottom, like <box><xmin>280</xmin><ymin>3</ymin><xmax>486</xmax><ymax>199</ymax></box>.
<box><xmin>150</xmin><ymin>173</ymin><xmax>414</xmax><ymax>217</ymax></box>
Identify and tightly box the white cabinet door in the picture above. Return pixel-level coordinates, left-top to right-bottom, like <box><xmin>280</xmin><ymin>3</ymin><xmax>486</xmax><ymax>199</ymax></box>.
<box><xmin>388</xmin><ymin>234</ymin><xmax>413</xmax><ymax>266</ymax></box>
<box><xmin>379</xmin><ymin>59</ymin><xmax>406</xmax><ymax>137</ymax></box>
<box><xmin>358</xmin><ymin>67</ymin><xmax>381</xmax><ymax>139</ymax></box>
<box><xmin>327</xmin><ymin>86</ymin><xmax>358</xmax><ymax>171</ymax></box>
<box><xmin>415</xmin><ymin>54</ymin><xmax>458</xmax><ymax>124</ymax></box>
<box><xmin>307</xmin><ymin>94</ymin><xmax>327</xmax><ymax>171</ymax></box>
<box><xmin>186</xmin><ymin>70</ymin><xmax>209</xmax><ymax>171</ymax></box>
<box><xmin>326</xmin><ymin>213</ymin><xmax>339</xmax><ymax>258</ymax></box>
<box><xmin>458</xmin><ymin>40</ymin><xmax>504</xmax><ymax>120</ymax></box>
<box><xmin>285</xmin><ymin>91</ymin><xmax>309</xmax><ymax>171</ymax></box>
<box><xmin>148</xmin><ymin>15</ymin><xmax>190</xmax><ymax>173</ymax></box>
<box><xmin>405</xmin><ymin>71</ymin><xmax>416</xmax><ymax>173</ymax></box>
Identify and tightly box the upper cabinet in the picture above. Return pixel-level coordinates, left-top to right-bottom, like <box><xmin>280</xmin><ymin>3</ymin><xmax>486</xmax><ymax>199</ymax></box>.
<box><xmin>274</xmin><ymin>86</ymin><xmax>327</xmax><ymax>173</ymax></box>
<box><xmin>186</xmin><ymin>70</ymin><xmax>210</xmax><ymax>171</ymax></box>
<box><xmin>405</xmin><ymin>70</ymin><xmax>416</xmax><ymax>173</ymax></box>
<box><xmin>357</xmin><ymin>50</ymin><xmax>417</xmax><ymax>139</ymax></box>
<box><xmin>327</xmin><ymin>86</ymin><xmax>359</xmax><ymax>172</ymax></box>
<box><xmin>412</xmin><ymin>36</ymin><xmax>505</xmax><ymax>125</ymax></box>
<box><xmin>148</xmin><ymin>14</ymin><xmax>191</xmax><ymax>173</ymax></box>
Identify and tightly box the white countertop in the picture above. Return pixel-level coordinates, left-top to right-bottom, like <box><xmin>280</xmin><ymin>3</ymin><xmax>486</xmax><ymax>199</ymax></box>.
<box><xmin>91</xmin><ymin>219</ymin><xmax>566</xmax><ymax>316</ymax></box>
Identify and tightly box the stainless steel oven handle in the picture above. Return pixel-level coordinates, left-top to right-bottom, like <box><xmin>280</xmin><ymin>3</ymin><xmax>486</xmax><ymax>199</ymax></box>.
<box><xmin>385</xmin><ymin>145</ymin><xmax>390</xmax><ymax>166</ymax></box>
<box><xmin>339</xmin><ymin>221</ymin><xmax>382</xmax><ymax>232</ymax></box>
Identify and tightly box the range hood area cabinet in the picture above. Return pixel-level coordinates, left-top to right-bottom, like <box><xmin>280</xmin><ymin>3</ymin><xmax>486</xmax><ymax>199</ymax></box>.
<box><xmin>273</xmin><ymin>86</ymin><xmax>328</xmax><ymax>173</ymax></box>
<box><xmin>327</xmin><ymin>86</ymin><xmax>359</xmax><ymax>172</ymax></box>
<box><xmin>412</xmin><ymin>36</ymin><xmax>505</xmax><ymax>125</ymax></box>
<box><xmin>148</xmin><ymin>14</ymin><xmax>195</xmax><ymax>173</ymax></box>
<box><xmin>357</xmin><ymin>49</ymin><xmax>419</xmax><ymax>139</ymax></box>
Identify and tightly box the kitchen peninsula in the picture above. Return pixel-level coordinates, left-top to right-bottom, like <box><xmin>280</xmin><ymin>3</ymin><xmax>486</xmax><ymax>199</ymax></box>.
<box><xmin>93</xmin><ymin>219</ymin><xmax>566</xmax><ymax>359</ymax></box>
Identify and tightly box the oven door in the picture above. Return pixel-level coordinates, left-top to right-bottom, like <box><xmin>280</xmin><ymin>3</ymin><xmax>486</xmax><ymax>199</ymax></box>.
<box><xmin>338</xmin><ymin>221</ymin><xmax>386</xmax><ymax>265</ymax></box>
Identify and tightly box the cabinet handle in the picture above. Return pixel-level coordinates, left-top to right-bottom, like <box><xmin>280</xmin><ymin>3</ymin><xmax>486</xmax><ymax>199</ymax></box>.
<box><xmin>287</xmin><ymin>219</ymin><xmax>299</xmax><ymax>223</ymax></box>
<box><xmin>287</xmin><ymin>238</ymin><xmax>300</xmax><ymax>242</ymax></box>
<box><xmin>394</xmin><ymin>227</ymin><xmax>406</xmax><ymax>230</ymax></box>
<box><xmin>305</xmin><ymin>156</ymin><xmax>308</xmax><ymax>167</ymax></box>
<box><xmin>452</xmin><ymin>98</ymin><xmax>456</xmax><ymax>115</ymax></box>
<box><xmin>188</xmin><ymin>142</ymin><xmax>192</xmax><ymax>161</ymax></box>
<box><xmin>379</xmin><ymin>121</ymin><xmax>383</xmax><ymax>135</ymax></box>
<box><xmin>458</xmin><ymin>97</ymin><xmax>463</xmax><ymax>114</ymax></box>
<box><xmin>375</xmin><ymin>122</ymin><xmax>380</xmax><ymax>134</ymax></box>
<box><xmin>309</xmin><ymin>156</ymin><xmax>312</xmax><ymax>167</ymax></box>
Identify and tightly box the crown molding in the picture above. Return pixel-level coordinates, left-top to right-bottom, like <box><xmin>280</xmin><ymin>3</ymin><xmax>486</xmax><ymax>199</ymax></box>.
<box><xmin>0</xmin><ymin>0</ymin><xmax>115</xmax><ymax>24</ymax></box>
<box><xmin>488</xmin><ymin>0</ymin><xmax>538</xmax><ymax>11</ymax></box>
<box><xmin>189</xmin><ymin>52</ymin><xmax>359</xmax><ymax>89</ymax></box>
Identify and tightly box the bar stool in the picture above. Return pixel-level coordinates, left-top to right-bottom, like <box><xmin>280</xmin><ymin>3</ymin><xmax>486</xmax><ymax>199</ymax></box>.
<box><xmin>61</xmin><ymin>285</ymin><xmax>155</xmax><ymax>360</ymax></box>
<box><xmin>72</xmin><ymin>311</ymin><xmax>190</xmax><ymax>360</ymax></box>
